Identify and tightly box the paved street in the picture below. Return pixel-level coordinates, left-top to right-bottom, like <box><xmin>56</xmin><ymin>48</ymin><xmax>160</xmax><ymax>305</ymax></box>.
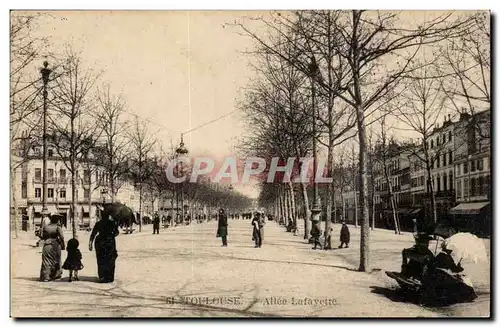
<box><xmin>11</xmin><ymin>220</ymin><xmax>490</xmax><ymax>318</ymax></box>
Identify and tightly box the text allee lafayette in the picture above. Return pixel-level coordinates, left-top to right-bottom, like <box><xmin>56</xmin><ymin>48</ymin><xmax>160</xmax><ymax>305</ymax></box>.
<box><xmin>263</xmin><ymin>297</ymin><xmax>337</xmax><ymax>306</ymax></box>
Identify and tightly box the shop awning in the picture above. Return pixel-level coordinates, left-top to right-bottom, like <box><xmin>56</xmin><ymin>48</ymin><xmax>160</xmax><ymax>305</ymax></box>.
<box><xmin>57</xmin><ymin>205</ymin><xmax>71</xmax><ymax>210</ymax></box>
<box><xmin>450</xmin><ymin>202</ymin><xmax>490</xmax><ymax>215</ymax></box>
<box><xmin>32</xmin><ymin>205</ymin><xmax>43</xmax><ymax>213</ymax></box>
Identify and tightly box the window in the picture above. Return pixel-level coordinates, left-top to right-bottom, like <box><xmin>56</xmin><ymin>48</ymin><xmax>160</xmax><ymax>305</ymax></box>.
<box><xmin>420</xmin><ymin>176</ymin><xmax>424</xmax><ymax>186</ymax></box>
<box><xmin>48</xmin><ymin>149</ymin><xmax>54</xmax><ymax>157</ymax></box>
<box><xmin>471</xmin><ymin>160</ymin><xmax>476</xmax><ymax>172</ymax></box>
<box><xmin>48</xmin><ymin>188</ymin><xmax>54</xmax><ymax>198</ymax></box>
<box><xmin>448</xmin><ymin>131</ymin><xmax>452</xmax><ymax>142</ymax></box>
<box><xmin>457</xmin><ymin>180</ymin><xmax>462</xmax><ymax>199</ymax></box>
<box><xmin>449</xmin><ymin>171</ymin><xmax>453</xmax><ymax>190</ymax></box>
<box><xmin>443</xmin><ymin>154</ymin><xmax>447</xmax><ymax>167</ymax></box>
<box><xmin>59</xmin><ymin>169</ymin><xmax>66</xmax><ymax>184</ymax></box>
<box><xmin>83</xmin><ymin>170</ymin><xmax>90</xmax><ymax>183</ymax></box>
<box><xmin>443</xmin><ymin>174</ymin><xmax>448</xmax><ymax>191</ymax></box>
<box><xmin>21</xmin><ymin>181</ymin><xmax>27</xmax><ymax>199</ymax></box>
<box><xmin>463</xmin><ymin>162</ymin><xmax>468</xmax><ymax>174</ymax></box>
<box><xmin>35</xmin><ymin>188</ymin><xmax>41</xmax><ymax>198</ymax></box>
<box><xmin>431</xmin><ymin>140</ymin><xmax>434</xmax><ymax>149</ymax></box>
<box><xmin>478</xmin><ymin>176</ymin><xmax>484</xmax><ymax>196</ymax></box>
<box><xmin>485</xmin><ymin>175</ymin><xmax>491</xmax><ymax>197</ymax></box>
<box><xmin>478</xmin><ymin>159</ymin><xmax>484</xmax><ymax>171</ymax></box>
<box><xmin>449</xmin><ymin>151</ymin><xmax>453</xmax><ymax>164</ymax></box>
<box><xmin>463</xmin><ymin>178</ymin><xmax>469</xmax><ymax>198</ymax></box>
<box><xmin>75</xmin><ymin>189</ymin><xmax>79</xmax><ymax>200</ymax></box>
<box><xmin>60</xmin><ymin>189</ymin><xmax>66</xmax><ymax>198</ymax></box>
<box><xmin>470</xmin><ymin>178</ymin><xmax>476</xmax><ymax>197</ymax></box>
<box><xmin>48</xmin><ymin>169</ymin><xmax>54</xmax><ymax>181</ymax></box>
<box><xmin>437</xmin><ymin>137</ymin><xmax>441</xmax><ymax>146</ymax></box>
<box><xmin>35</xmin><ymin>168</ymin><xmax>42</xmax><ymax>181</ymax></box>
<box><xmin>84</xmin><ymin>189</ymin><xmax>90</xmax><ymax>199</ymax></box>
<box><xmin>437</xmin><ymin>176</ymin><xmax>441</xmax><ymax>192</ymax></box>
<box><xmin>436</xmin><ymin>156</ymin><xmax>440</xmax><ymax>169</ymax></box>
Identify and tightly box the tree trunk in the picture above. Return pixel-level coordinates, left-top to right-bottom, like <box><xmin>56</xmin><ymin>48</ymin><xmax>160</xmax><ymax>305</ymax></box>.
<box><xmin>354</xmin><ymin>189</ymin><xmax>358</xmax><ymax>228</ymax></box>
<box><xmin>299</xmin><ymin>180</ymin><xmax>311</xmax><ymax>239</ymax></box>
<box><xmin>371</xmin><ymin>192</ymin><xmax>376</xmax><ymax>230</ymax></box>
<box><xmin>288</xmin><ymin>181</ymin><xmax>297</xmax><ymax>228</ymax></box>
<box><xmin>324</xmin><ymin>141</ymin><xmax>333</xmax><ymax>248</ymax></box>
<box><xmin>71</xmin><ymin>161</ymin><xmax>77</xmax><ymax>239</ymax></box>
<box><xmin>139</xmin><ymin>184</ymin><xmax>143</xmax><ymax>232</ymax></box>
<box><xmin>424</xmin><ymin>149</ymin><xmax>438</xmax><ymax>224</ymax></box>
<box><xmin>283</xmin><ymin>185</ymin><xmax>289</xmax><ymax>227</ymax></box>
<box><xmin>355</xmin><ymin>103</ymin><xmax>370</xmax><ymax>272</ymax></box>
<box><xmin>11</xmin><ymin>165</ymin><xmax>19</xmax><ymax>239</ymax></box>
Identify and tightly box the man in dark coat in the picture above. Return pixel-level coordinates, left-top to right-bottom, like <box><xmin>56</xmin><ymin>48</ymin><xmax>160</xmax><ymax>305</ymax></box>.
<box><xmin>339</xmin><ymin>221</ymin><xmax>350</xmax><ymax>248</ymax></box>
<box><xmin>152</xmin><ymin>213</ymin><xmax>160</xmax><ymax>234</ymax></box>
<box><xmin>217</xmin><ymin>208</ymin><xmax>228</xmax><ymax>247</ymax></box>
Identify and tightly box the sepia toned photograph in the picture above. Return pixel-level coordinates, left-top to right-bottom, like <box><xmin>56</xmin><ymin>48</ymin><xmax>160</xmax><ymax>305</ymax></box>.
<box><xmin>9</xmin><ymin>9</ymin><xmax>491</xmax><ymax>318</ymax></box>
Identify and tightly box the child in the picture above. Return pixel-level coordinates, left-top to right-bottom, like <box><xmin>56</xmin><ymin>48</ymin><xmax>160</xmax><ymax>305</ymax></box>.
<box><xmin>62</xmin><ymin>238</ymin><xmax>84</xmax><ymax>282</ymax></box>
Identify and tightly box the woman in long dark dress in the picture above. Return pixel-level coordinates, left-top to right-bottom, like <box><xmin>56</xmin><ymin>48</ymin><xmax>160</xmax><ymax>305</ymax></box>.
<box><xmin>39</xmin><ymin>214</ymin><xmax>65</xmax><ymax>282</ymax></box>
<box><xmin>89</xmin><ymin>214</ymin><xmax>119</xmax><ymax>283</ymax></box>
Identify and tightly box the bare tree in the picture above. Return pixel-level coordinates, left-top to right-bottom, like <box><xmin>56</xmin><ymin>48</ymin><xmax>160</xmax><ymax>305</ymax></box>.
<box><xmin>96</xmin><ymin>85</ymin><xmax>131</xmax><ymax>202</ymax></box>
<box><xmin>10</xmin><ymin>13</ymin><xmax>47</xmax><ymax>237</ymax></box>
<box><xmin>49</xmin><ymin>50</ymin><xmax>101</xmax><ymax>238</ymax></box>
<box><xmin>374</xmin><ymin>116</ymin><xmax>401</xmax><ymax>234</ymax></box>
<box><xmin>127</xmin><ymin>117</ymin><xmax>157</xmax><ymax>232</ymax></box>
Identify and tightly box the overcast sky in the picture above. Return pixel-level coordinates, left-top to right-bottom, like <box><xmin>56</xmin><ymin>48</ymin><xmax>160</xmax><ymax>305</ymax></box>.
<box><xmin>21</xmin><ymin>10</ymin><xmax>486</xmax><ymax>198</ymax></box>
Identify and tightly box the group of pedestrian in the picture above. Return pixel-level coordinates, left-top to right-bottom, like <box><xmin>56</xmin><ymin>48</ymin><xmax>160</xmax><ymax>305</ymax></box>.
<box><xmin>215</xmin><ymin>209</ymin><xmax>267</xmax><ymax>248</ymax></box>
<box><xmin>38</xmin><ymin>212</ymin><xmax>119</xmax><ymax>283</ymax></box>
<box><xmin>310</xmin><ymin>220</ymin><xmax>350</xmax><ymax>250</ymax></box>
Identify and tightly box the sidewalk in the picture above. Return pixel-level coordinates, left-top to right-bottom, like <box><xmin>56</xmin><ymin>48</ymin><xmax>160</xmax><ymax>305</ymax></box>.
<box><xmin>10</xmin><ymin>220</ymin><xmax>489</xmax><ymax>317</ymax></box>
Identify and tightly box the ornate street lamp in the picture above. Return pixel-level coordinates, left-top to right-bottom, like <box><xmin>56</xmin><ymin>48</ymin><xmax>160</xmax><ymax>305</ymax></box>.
<box><xmin>40</xmin><ymin>61</ymin><xmax>52</xmax><ymax>217</ymax></box>
<box><xmin>308</xmin><ymin>57</ymin><xmax>322</xmax><ymax>224</ymax></box>
<box><xmin>176</xmin><ymin>135</ymin><xmax>189</xmax><ymax>222</ymax></box>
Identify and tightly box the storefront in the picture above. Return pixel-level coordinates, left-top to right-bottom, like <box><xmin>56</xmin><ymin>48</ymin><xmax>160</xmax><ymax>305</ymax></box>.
<box><xmin>449</xmin><ymin>201</ymin><xmax>491</xmax><ymax>237</ymax></box>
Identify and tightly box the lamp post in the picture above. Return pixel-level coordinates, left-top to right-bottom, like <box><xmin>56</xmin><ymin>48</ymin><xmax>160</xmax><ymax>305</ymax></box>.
<box><xmin>40</xmin><ymin>61</ymin><xmax>52</xmax><ymax>217</ymax></box>
<box><xmin>308</xmin><ymin>57</ymin><xmax>322</xmax><ymax>224</ymax></box>
<box><xmin>176</xmin><ymin>134</ymin><xmax>189</xmax><ymax>223</ymax></box>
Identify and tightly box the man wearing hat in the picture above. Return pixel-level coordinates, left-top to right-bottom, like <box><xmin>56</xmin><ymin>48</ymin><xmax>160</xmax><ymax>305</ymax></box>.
<box><xmin>217</xmin><ymin>208</ymin><xmax>228</xmax><ymax>247</ymax></box>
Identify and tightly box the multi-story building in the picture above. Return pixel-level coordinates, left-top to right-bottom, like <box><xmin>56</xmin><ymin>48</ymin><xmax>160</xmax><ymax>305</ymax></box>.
<box><xmin>11</xmin><ymin>132</ymin><xmax>148</xmax><ymax>231</ymax></box>
<box><xmin>450</xmin><ymin>110</ymin><xmax>491</xmax><ymax>236</ymax></box>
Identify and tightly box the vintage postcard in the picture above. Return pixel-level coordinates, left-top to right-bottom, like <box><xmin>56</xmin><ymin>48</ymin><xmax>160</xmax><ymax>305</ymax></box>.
<box><xmin>10</xmin><ymin>10</ymin><xmax>491</xmax><ymax>318</ymax></box>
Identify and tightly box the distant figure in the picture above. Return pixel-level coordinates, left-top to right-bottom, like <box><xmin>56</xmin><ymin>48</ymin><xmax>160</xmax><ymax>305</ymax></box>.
<box><xmin>62</xmin><ymin>238</ymin><xmax>84</xmax><ymax>282</ymax></box>
<box><xmin>152</xmin><ymin>213</ymin><xmax>160</xmax><ymax>234</ymax></box>
<box><xmin>217</xmin><ymin>208</ymin><xmax>228</xmax><ymax>247</ymax></box>
<box><xmin>252</xmin><ymin>213</ymin><xmax>262</xmax><ymax>248</ymax></box>
<box><xmin>311</xmin><ymin>223</ymin><xmax>322</xmax><ymax>250</ymax></box>
<box><xmin>324</xmin><ymin>227</ymin><xmax>333</xmax><ymax>250</ymax></box>
<box><xmin>339</xmin><ymin>221</ymin><xmax>350</xmax><ymax>248</ymax></box>
<box><xmin>258</xmin><ymin>212</ymin><xmax>266</xmax><ymax>245</ymax></box>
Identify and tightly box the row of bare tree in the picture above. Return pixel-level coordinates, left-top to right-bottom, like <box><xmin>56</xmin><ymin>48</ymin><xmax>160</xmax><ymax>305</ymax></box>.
<box><xmin>237</xmin><ymin>10</ymin><xmax>489</xmax><ymax>271</ymax></box>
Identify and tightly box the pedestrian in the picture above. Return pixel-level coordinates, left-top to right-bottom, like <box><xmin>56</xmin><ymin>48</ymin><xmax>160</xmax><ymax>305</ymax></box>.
<box><xmin>62</xmin><ymin>238</ymin><xmax>84</xmax><ymax>282</ymax></box>
<box><xmin>217</xmin><ymin>208</ymin><xmax>228</xmax><ymax>247</ymax></box>
<box><xmin>39</xmin><ymin>214</ymin><xmax>65</xmax><ymax>282</ymax></box>
<box><xmin>339</xmin><ymin>220</ymin><xmax>350</xmax><ymax>248</ymax></box>
<box><xmin>324</xmin><ymin>227</ymin><xmax>333</xmax><ymax>250</ymax></box>
<box><xmin>258</xmin><ymin>212</ymin><xmax>266</xmax><ymax>245</ymax></box>
<box><xmin>152</xmin><ymin>213</ymin><xmax>160</xmax><ymax>234</ymax></box>
<box><xmin>252</xmin><ymin>213</ymin><xmax>261</xmax><ymax>248</ymax></box>
<box><xmin>89</xmin><ymin>213</ymin><xmax>120</xmax><ymax>283</ymax></box>
<box><xmin>311</xmin><ymin>222</ymin><xmax>322</xmax><ymax>250</ymax></box>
